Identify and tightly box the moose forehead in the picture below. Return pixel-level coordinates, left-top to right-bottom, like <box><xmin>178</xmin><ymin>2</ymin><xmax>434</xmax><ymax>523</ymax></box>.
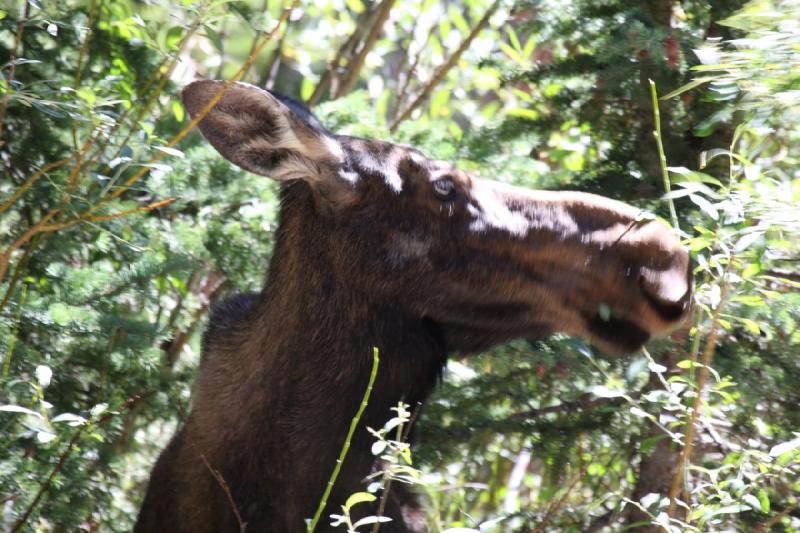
<box><xmin>337</xmin><ymin>137</ymin><xmax>453</xmax><ymax>193</ymax></box>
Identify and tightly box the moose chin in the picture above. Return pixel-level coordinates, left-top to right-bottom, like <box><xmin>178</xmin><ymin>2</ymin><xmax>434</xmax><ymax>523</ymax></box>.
<box><xmin>135</xmin><ymin>80</ymin><xmax>692</xmax><ymax>533</ymax></box>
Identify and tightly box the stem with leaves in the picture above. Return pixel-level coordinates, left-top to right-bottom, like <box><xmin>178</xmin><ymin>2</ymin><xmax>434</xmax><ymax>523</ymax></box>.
<box><xmin>307</xmin><ymin>347</ymin><xmax>381</xmax><ymax>533</ymax></box>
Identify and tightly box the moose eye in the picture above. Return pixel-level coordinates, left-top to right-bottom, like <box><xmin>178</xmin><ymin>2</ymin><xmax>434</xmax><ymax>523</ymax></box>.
<box><xmin>432</xmin><ymin>177</ymin><xmax>456</xmax><ymax>200</ymax></box>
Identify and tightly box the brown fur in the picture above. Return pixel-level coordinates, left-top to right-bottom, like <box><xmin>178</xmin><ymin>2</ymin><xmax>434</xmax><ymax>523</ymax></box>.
<box><xmin>135</xmin><ymin>81</ymin><xmax>691</xmax><ymax>532</ymax></box>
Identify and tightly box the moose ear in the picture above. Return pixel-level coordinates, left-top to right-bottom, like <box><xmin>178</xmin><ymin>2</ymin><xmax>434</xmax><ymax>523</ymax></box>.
<box><xmin>182</xmin><ymin>80</ymin><xmax>353</xmax><ymax>200</ymax></box>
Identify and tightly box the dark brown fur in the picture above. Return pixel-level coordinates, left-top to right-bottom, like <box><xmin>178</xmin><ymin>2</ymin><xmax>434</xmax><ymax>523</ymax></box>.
<box><xmin>135</xmin><ymin>81</ymin><xmax>691</xmax><ymax>532</ymax></box>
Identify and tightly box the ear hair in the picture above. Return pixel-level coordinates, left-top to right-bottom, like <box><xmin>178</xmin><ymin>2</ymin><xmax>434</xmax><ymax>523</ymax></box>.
<box><xmin>182</xmin><ymin>80</ymin><xmax>353</xmax><ymax>202</ymax></box>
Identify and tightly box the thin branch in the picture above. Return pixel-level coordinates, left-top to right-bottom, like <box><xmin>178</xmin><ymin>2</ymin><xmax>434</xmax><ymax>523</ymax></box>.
<box><xmin>649</xmin><ymin>79</ymin><xmax>680</xmax><ymax>230</ymax></box>
<box><xmin>371</xmin><ymin>402</ymin><xmax>423</xmax><ymax>533</ymax></box>
<box><xmin>307</xmin><ymin>347</ymin><xmax>381</xmax><ymax>533</ymax></box>
<box><xmin>11</xmin><ymin>395</ymin><xmax>142</xmax><ymax>532</ymax></box>
<box><xmin>667</xmin><ymin>278</ymin><xmax>731</xmax><ymax>520</ymax></box>
<box><xmin>0</xmin><ymin>2</ymin><xmax>30</xmax><ymax>148</ymax></box>
<box><xmin>307</xmin><ymin>6</ymin><xmax>375</xmax><ymax>106</ymax></box>
<box><xmin>388</xmin><ymin>0</ymin><xmax>501</xmax><ymax>132</ymax></box>
<box><xmin>199</xmin><ymin>453</ymin><xmax>247</xmax><ymax>532</ymax></box>
<box><xmin>532</xmin><ymin>463</ymin><xmax>590</xmax><ymax>533</ymax></box>
<box><xmin>334</xmin><ymin>0</ymin><xmax>398</xmax><ymax>98</ymax></box>
<box><xmin>0</xmin><ymin>158</ymin><xmax>72</xmax><ymax>215</ymax></box>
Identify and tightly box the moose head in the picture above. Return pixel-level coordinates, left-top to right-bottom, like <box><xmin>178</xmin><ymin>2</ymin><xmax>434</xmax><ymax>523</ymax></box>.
<box><xmin>136</xmin><ymin>80</ymin><xmax>692</xmax><ymax>533</ymax></box>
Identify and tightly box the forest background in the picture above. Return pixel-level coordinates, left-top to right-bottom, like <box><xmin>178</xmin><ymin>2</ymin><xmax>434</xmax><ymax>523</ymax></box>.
<box><xmin>0</xmin><ymin>0</ymin><xmax>798</xmax><ymax>531</ymax></box>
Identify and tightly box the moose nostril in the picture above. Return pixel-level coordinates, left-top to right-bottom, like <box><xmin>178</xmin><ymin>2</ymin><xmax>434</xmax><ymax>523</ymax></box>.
<box><xmin>639</xmin><ymin>266</ymin><xmax>691</xmax><ymax>322</ymax></box>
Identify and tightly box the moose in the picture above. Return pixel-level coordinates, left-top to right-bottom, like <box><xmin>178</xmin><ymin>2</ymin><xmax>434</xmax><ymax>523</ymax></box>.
<box><xmin>135</xmin><ymin>80</ymin><xmax>691</xmax><ymax>532</ymax></box>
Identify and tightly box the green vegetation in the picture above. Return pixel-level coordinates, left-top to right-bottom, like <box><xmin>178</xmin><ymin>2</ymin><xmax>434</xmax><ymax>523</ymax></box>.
<box><xmin>0</xmin><ymin>0</ymin><xmax>798</xmax><ymax>531</ymax></box>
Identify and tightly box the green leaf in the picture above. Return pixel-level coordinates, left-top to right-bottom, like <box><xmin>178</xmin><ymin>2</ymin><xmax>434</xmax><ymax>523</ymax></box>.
<box><xmin>661</xmin><ymin>77</ymin><xmax>716</xmax><ymax>100</ymax></box>
<box><xmin>757</xmin><ymin>489</ymin><xmax>770</xmax><ymax>513</ymax></box>
<box><xmin>165</xmin><ymin>26</ymin><xmax>183</xmax><ymax>51</ymax></box>
<box><xmin>343</xmin><ymin>492</ymin><xmax>376</xmax><ymax>512</ymax></box>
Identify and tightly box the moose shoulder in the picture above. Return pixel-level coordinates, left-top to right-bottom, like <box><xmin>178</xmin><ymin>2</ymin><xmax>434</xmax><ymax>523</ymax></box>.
<box><xmin>135</xmin><ymin>80</ymin><xmax>691</xmax><ymax>532</ymax></box>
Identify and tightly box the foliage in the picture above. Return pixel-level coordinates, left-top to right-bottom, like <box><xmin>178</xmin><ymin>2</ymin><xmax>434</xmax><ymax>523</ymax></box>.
<box><xmin>0</xmin><ymin>0</ymin><xmax>798</xmax><ymax>531</ymax></box>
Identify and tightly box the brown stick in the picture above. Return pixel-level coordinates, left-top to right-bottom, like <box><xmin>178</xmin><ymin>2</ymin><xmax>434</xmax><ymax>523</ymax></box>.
<box><xmin>388</xmin><ymin>0</ymin><xmax>500</xmax><ymax>132</ymax></box>
<box><xmin>666</xmin><ymin>279</ymin><xmax>731</xmax><ymax>520</ymax></box>
<box><xmin>199</xmin><ymin>453</ymin><xmax>247</xmax><ymax>532</ymax></box>
<box><xmin>11</xmin><ymin>395</ymin><xmax>142</xmax><ymax>532</ymax></box>
<box><xmin>334</xmin><ymin>0</ymin><xmax>398</xmax><ymax>98</ymax></box>
<box><xmin>0</xmin><ymin>2</ymin><xmax>30</xmax><ymax>148</ymax></box>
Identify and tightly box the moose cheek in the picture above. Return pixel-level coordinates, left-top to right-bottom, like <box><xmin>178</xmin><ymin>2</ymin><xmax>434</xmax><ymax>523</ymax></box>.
<box><xmin>387</xmin><ymin>233</ymin><xmax>432</xmax><ymax>269</ymax></box>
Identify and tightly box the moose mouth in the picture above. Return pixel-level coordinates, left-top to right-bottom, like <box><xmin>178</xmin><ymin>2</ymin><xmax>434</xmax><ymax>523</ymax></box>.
<box><xmin>585</xmin><ymin>313</ymin><xmax>653</xmax><ymax>354</ymax></box>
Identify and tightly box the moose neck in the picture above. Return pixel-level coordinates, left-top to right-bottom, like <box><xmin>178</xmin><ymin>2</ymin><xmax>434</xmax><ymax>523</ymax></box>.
<box><xmin>233</xmin><ymin>183</ymin><xmax>445</xmax><ymax>522</ymax></box>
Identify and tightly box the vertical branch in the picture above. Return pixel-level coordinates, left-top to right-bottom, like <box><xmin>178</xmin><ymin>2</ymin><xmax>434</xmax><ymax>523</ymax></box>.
<box><xmin>649</xmin><ymin>79</ymin><xmax>680</xmax><ymax>230</ymax></box>
<box><xmin>333</xmin><ymin>0</ymin><xmax>398</xmax><ymax>98</ymax></box>
<box><xmin>0</xmin><ymin>2</ymin><xmax>31</xmax><ymax>148</ymax></box>
<box><xmin>666</xmin><ymin>279</ymin><xmax>730</xmax><ymax>521</ymax></box>
<box><xmin>388</xmin><ymin>0</ymin><xmax>500</xmax><ymax>132</ymax></box>
<box><xmin>307</xmin><ymin>347</ymin><xmax>381</xmax><ymax>533</ymax></box>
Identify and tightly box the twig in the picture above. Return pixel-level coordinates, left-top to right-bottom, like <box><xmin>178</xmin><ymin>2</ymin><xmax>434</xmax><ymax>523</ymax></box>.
<box><xmin>532</xmin><ymin>463</ymin><xmax>590</xmax><ymax>533</ymax></box>
<box><xmin>0</xmin><ymin>158</ymin><xmax>72</xmax><ymax>215</ymax></box>
<box><xmin>388</xmin><ymin>0</ymin><xmax>501</xmax><ymax>132</ymax></box>
<box><xmin>11</xmin><ymin>395</ymin><xmax>142</xmax><ymax>532</ymax></box>
<box><xmin>334</xmin><ymin>0</ymin><xmax>397</xmax><ymax>98</ymax></box>
<box><xmin>307</xmin><ymin>347</ymin><xmax>381</xmax><ymax>533</ymax></box>
<box><xmin>0</xmin><ymin>2</ymin><xmax>30</xmax><ymax>148</ymax></box>
<box><xmin>371</xmin><ymin>402</ymin><xmax>424</xmax><ymax>533</ymax></box>
<box><xmin>307</xmin><ymin>6</ymin><xmax>374</xmax><ymax>106</ymax></box>
<box><xmin>199</xmin><ymin>453</ymin><xmax>247</xmax><ymax>532</ymax></box>
<box><xmin>666</xmin><ymin>278</ymin><xmax>731</xmax><ymax>520</ymax></box>
<box><xmin>649</xmin><ymin>79</ymin><xmax>680</xmax><ymax>230</ymax></box>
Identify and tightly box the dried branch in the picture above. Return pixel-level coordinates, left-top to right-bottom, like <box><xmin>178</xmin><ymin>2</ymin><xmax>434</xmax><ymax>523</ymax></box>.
<box><xmin>199</xmin><ymin>453</ymin><xmax>247</xmax><ymax>532</ymax></box>
<box><xmin>11</xmin><ymin>395</ymin><xmax>142</xmax><ymax>532</ymax></box>
<box><xmin>0</xmin><ymin>2</ymin><xmax>30</xmax><ymax>148</ymax></box>
<box><xmin>388</xmin><ymin>0</ymin><xmax>501</xmax><ymax>132</ymax></box>
<box><xmin>334</xmin><ymin>0</ymin><xmax>398</xmax><ymax>98</ymax></box>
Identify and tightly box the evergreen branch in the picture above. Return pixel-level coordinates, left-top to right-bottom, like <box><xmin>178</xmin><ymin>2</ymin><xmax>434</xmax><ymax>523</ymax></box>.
<box><xmin>388</xmin><ymin>0</ymin><xmax>501</xmax><ymax>132</ymax></box>
<box><xmin>307</xmin><ymin>347</ymin><xmax>380</xmax><ymax>533</ymax></box>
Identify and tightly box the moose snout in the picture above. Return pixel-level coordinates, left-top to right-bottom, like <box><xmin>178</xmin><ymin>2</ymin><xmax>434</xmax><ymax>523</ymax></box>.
<box><xmin>636</xmin><ymin>237</ymin><xmax>692</xmax><ymax>328</ymax></box>
<box><xmin>639</xmin><ymin>264</ymin><xmax>692</xmax><ymax>322</ymax></box>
